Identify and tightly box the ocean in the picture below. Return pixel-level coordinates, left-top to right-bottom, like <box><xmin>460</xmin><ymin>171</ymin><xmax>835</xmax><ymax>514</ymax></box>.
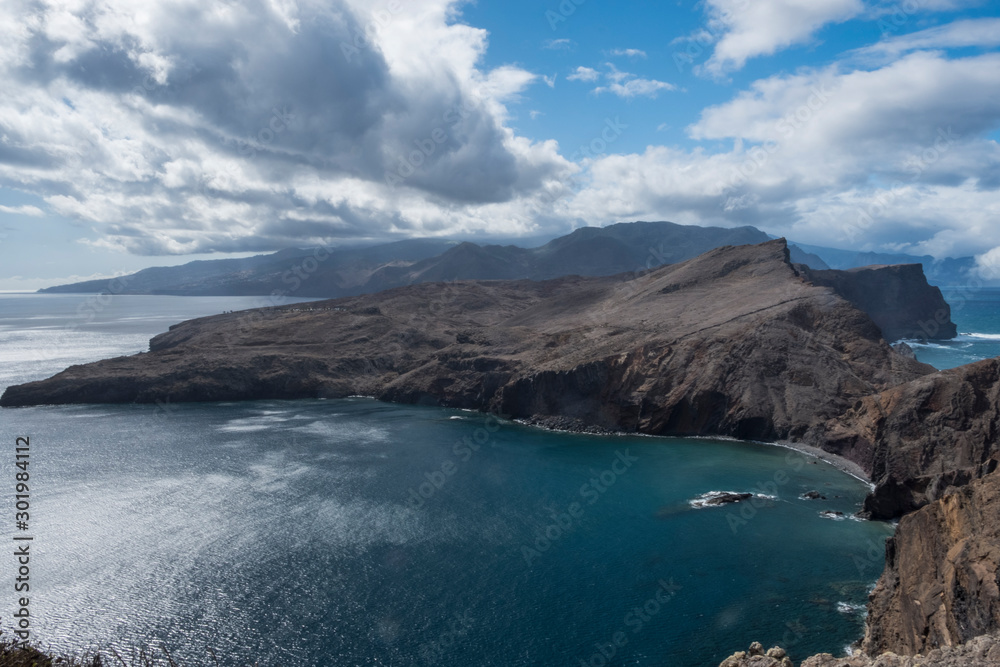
<box><xmin>905</xmin><ymin>287</ymin><xmax>1000</xmax><ymax>369</ymax></box>
<box><xmin>4</xmin><ymin>288</ymin><xmax>985</xmax><ymax>666</ymax></box>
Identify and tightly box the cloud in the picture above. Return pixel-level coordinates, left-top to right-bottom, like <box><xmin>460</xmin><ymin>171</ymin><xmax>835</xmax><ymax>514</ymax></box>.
<box><xmin>0</xmin><ymin>0</ymin><xmax>574</xmax><ymax>254</ymax></box>
<box><xmin>701</xmin><ymin>0</ymin><xmax>865</xmax><ymax>75</ymax></box>
<box><xmin>567</xmin><ymin>66</ymin><xmax>600</xmax><ymax>82</ymax></box>
<box><xmin>560</xmin><ymin>51</ymin><xmax>1000</xmax><ymax>259</ymax></box>
<box><xmin>568</xmin><ymin>63</ymin><xmax>675</xmax><ymax>99</ymax></box>
<box><xmin>853</xmin><ymin>17</ymin><xmax>1000</xmax><ymax>60</ymax></box>
<box><xmin>976</xmin><ymin>246</ymin><xmax>1000</xmax><ymax>280</ymax></box>
<box><xmin>609</xmin><ymin>48</ymin><xmax>647</xmax><ymax>58</ymax></box>
<box><xmin>543</xmin><ymin>38</ymin><xmax>573</xmax><ymax>50</ymax></box>
<box><xmin>542</xmin><ymin>74</ymin><xmax>557</xmax><ymax>88</ymax></box>
<box><xmin>0</xmin><ymin>204</ymin><xmax>44</xmax><ymax>216</ymax></box>
<box><xmin>594</xmin><ymin>78</ymin><xmax>675</xmax><ymax>99</ymax></box>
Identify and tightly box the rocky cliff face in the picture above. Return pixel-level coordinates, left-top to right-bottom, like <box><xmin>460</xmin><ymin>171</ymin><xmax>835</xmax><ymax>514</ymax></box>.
<box><xmin>800</xmin><ymin>264</ymin><xmax>957</xmax><ymax>342</ymax></box>
<box><xmin>863</xmin><ymin>466</ymin><xmax>1000</xmax><ymax>656</ymax></box>
<box><xmin>818</xmin><ymin>359</ymin><xmax>1000</xmax><ymax>520</ymax></box>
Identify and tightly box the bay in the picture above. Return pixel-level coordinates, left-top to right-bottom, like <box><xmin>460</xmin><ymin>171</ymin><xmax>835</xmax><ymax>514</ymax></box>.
<box><xmin>0</xmin><ymin>293</ymin><xmax>895</xmax><ymax>665</ymax></box>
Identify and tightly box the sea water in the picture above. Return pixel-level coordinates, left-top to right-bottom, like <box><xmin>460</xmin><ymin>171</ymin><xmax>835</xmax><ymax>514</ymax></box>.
<box><xmin>906</xmin><ymin>286</ymin><xmax>1000</xmax><ymax>370</ymax></box>
<box><xmin>1</xmin><ymin>293</ymin><xmax>900</xmax><ymax>665</ymax></box>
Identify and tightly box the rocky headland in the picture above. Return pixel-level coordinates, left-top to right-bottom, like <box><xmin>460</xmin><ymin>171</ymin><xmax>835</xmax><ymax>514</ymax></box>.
<box><xmin>4</xmin><ymin>238</ymin><xmax>997</xmax><ymax>666</ymax></box>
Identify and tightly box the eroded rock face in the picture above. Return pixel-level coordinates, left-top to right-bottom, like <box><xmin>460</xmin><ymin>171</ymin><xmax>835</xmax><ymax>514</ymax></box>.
<box><xmin>820</xmin><ymin>360</ymin><xmax>1000</xmax><ymax>520</ymax></box>
<box><xmin>799</xmin><ymin>264</ymin><xmax>956</xmax><ymax>343</ymax></box>
<box><xmin>862</xmin><ymin>467</ymin><xmax>1000</xmax><ymax>656</ymax></box>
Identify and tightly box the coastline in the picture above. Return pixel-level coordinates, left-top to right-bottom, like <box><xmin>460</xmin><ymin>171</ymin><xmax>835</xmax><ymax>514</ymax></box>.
<box><xmin>515</xmin><ymin>414</ymin><xmax>873</xmax><ymax>486</ymax></box>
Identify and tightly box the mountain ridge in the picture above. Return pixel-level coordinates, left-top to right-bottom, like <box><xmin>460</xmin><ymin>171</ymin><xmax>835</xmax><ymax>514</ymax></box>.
<box><xmin>39</xmin><ymin>221</ymin><xmax>985</xmax><ymax>299</ymax></box>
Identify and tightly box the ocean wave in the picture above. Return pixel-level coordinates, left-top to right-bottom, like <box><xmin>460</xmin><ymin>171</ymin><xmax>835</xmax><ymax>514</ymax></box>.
<box><xmin>837</xmin><ymin>601</ymin><xmax>866</xmax><ymax>616</ymax></box>
<box><xmin>688</xmin><ymin>491</ymin><xmax>776</xmax><ymax>509</ymax></box>
<box><xmin>955</xmin><ymin>332</ymin><xmax>1000</xmax><ymax>342</ymax></box>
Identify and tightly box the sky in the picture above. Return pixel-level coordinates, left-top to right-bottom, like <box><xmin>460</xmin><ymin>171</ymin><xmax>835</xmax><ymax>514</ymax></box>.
<box><xmin>1</xmin><ymin>0</ymin><xmax>1000</xmax><ymax>290</ymax></box>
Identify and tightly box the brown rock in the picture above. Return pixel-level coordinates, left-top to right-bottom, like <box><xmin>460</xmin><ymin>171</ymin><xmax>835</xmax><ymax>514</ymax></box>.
<box><xmin>820</xmin><ymin>360</ymin><xmax>1000</xmax><ymax>519</ymax></box>
<box><xmin>799</xmin><ymin>264</ymin><xmax>956</xmax><ymax>343</ymax></box>
<box><xmin>800</xmin><ymin>632</ymin><xmax>1000</xmax><ymax>666</ymax></box>
<box><xmin>863</xmin><ymin>469</ymin><xmax>1000</xmax><ymax>656</ymax></box>
<box><xmin>0</xmin><ymin>240</ymin><xmax>932</xmax><ymax>454</ymax></box>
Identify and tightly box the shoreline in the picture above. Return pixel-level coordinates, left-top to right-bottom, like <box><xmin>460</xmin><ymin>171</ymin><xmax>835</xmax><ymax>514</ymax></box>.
<box><xmin>767</xmin><ymin>439</ymin><xmax>871</xmax><ymax>485</ymax></box>
<box><xmin>514</xmin><ymin>414</ymin><xmax>872</xmax><ymax>486</ymax></box>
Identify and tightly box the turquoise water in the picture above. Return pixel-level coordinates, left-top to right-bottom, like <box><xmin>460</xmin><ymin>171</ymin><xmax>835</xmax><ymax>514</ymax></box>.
<box><xmin>907</xmin><ymin>287</ymin><xmax>1000</xmax><ymax>370</ymax></box>
<box><xmin>0</xmin><ymin>294</ymin><xmax>894</xmax><ymax>665</ymax></box>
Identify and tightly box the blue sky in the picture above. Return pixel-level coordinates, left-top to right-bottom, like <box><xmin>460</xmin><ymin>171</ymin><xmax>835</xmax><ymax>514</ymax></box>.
<box><xmin>1</xmin><ymin>0</ymin><xmax>1000</xmax><ymax>290</ymax></box>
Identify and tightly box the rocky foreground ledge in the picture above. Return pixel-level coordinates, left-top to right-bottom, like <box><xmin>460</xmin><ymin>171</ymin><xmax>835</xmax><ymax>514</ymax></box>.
<box><xmin>6</xmin><ymin>238</ymin><xmax>999</xmax><ymax>665</ymax></box>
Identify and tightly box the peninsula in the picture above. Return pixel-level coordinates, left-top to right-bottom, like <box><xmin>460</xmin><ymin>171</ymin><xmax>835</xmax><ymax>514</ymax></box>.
<box><xmin>4</xmin><ymin>239</ymin><xmax>998</xmax><ymax>665</ymax></box>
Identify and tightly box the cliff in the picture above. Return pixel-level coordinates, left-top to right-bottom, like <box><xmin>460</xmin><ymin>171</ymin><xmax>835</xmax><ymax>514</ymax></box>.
<box><xmin>819</xmin><ymin>358</ymin><xmax>1000</xmax><ymax>520</ymax></box>
<box><xmin>799</xmin><ymin>264</ymin><xmax>957</xmax><ymax>342</ymax></box>
<box><xmin>723</xmin><ymin>468</ymin><xmax>1000</xmax><ymax>665</ymax></box>
<box><xmin>863</xmin><ymin>465</ymin><xmax>1000</xmax><ymax>656</ymax></box>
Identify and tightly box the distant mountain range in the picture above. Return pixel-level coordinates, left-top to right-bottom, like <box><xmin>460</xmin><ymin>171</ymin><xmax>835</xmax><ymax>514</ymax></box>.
<box><xmin>39</xmin><ymin>221</ymin><xmax>984</xmax><ymax>296</ymax></box>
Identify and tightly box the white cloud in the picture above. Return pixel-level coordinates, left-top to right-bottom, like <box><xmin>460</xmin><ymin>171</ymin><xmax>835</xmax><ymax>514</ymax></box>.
<box><xmin>976</xmin><ymin>246</ymin><xmax>1000</xmax><ymax>280</ymax></box>
<box><xmin>542</xmin><ymin>74</ymin><xmax>557</xmax><ymax>88</ymax></box>
<box><xmin>569</xmin><ymin>63</ymin><xmax>675</xmax><ymax>99</ymax></box>
<box><xmin>543</xmin><ymin>38</ymin><xmax>572</xmax><ymax>50</ymax></box>
<box><xmin>567</xmin><ymin>66</ymin><xmax>600</xmax><ymax>82</ymax></box>
<box><xmin>701</xmin><ymin>0</ymin><xmax>864</xmax><ymax>76</ymax></box>
<box><xmin>0</xmin><ymin>204</ymin><xmax>44</xmax><ymax>216</ymax></box>
<box><xmin>594</xmin><ymin>78</ymin><xmax>675</xmax><ymax>99</ymax></box>
<box><xmin>0</xmin><ymin>0</ymin><xmax>575</xmax><ymax>254</ymax></box>
<box><xmin>609</xmin><ymin>48</ymin><xmax>647</xmax><ymax>58</ymax></box>
<box><xmin>853</xmin><ymin>17</ymin><xmax>1000</xmax><ymax>60</ymax></box>
<box><xmin>559</xmin><ymin>51</ymin><xmax>1000</xmax><ymax>258</ymax></box>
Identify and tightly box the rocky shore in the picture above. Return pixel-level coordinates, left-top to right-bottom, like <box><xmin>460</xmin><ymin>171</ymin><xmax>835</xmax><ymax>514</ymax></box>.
<box><xmin>4</xmin><ymin>238</ymin><xmax>996</xmax><ymax>666</ymax></box>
